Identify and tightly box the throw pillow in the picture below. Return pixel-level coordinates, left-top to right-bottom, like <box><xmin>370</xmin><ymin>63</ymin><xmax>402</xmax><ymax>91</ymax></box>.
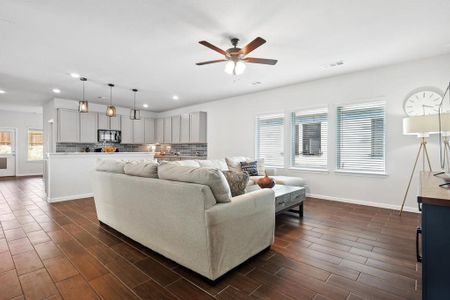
<box><xmin>158</xmin><ymin>163</ymin><xmax>232</xmax><ymax>203</ymax></box>
<box><xmin>96</xmin><ymin>158</ymin><xmax>126</xmax><ymax>174</ymax></box>
<box><xmin>124</xmin><ymin>160</ymin><xmax>159</xmax><ymax>178</ymax></box>
<box><xmin>222</xmin><ymin>170</ymin><xmax>249</xmax><ymax>197</ymax></box>
<box><xmin>225</xmin><ymin>156</ymin><xmax>265</xmax><ymax>175</ymax></box>
<box><xmin>240</xmin><ymin>161</ymin><xmax>258</xmax><ymax>176</ymax></box>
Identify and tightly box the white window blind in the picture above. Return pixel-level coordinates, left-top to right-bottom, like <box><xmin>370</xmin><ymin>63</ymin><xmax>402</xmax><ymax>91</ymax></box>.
<box><xmin>292</xmin><ymin>108</ymin><xmax>328</xmax><ymax>169</ymax></box>
<box><xmin>336</xmin><ymin>101</ymin><xmax>385</xmax><ymax>173</ymax></box>
<box><xmin>256</xmin><ymin>113</ymin><xmax>285</xmax><ymax>167</ymax></box>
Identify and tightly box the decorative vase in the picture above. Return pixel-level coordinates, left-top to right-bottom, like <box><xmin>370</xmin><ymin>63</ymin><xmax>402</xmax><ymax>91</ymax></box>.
<box><xmin>257</xmin><ymin>173</ymin><xmax>275</xmax><ymax>189</ymax></box>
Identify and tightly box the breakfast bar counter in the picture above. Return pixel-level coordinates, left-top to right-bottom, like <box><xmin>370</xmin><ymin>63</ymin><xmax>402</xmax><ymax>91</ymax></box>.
<box><xmin>44</xmin><ymin>152</ymin><xmax>154</xmax><ymax>202</ymax></box>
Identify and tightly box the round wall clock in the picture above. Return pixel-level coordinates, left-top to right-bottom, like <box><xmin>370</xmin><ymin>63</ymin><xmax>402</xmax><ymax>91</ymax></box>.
<box><xmin>403</xmin><ymin>88</ymin><xmax>443</xmax><ymax>116</ymax></box>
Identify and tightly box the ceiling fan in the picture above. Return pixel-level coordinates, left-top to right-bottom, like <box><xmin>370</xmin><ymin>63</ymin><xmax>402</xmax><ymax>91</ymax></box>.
<box><xmin>196</xmin><ymin>37</ymin><xmax>278</xmax><ymax>75</ymax></box>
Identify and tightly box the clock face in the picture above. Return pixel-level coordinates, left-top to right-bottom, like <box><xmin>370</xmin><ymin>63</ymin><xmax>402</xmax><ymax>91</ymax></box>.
<box><xmin>403</xmin><ymin>90</ymin><xmax>443</xmax><ymax>116</ymax></box>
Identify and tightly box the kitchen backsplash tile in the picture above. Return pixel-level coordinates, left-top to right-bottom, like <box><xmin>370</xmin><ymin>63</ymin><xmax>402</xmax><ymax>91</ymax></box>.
<box><xmin>56</xmin><ymin>143</ymin><xmax>207</xmax><ymax>157</ymax></box>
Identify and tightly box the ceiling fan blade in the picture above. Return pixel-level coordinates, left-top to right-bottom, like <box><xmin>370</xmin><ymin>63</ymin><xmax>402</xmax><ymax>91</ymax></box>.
<box><xmin>240</xmin><ymin>37</ymin><xmax>266</xmax><ymax>55</ymax></box>
<box><xmin>196</xmin><ymin>59</ymin><xmax>227</xmax><ymax>65</ymax></box>
<box><xmin>198</xmin><ymin>41</ymin><xmax>227</xmax><ymax>56</ymax></box>
<box><xmin>244</xmin><ymin>57</ymin><xmax>278</xmax><ymax>65</ymax></box>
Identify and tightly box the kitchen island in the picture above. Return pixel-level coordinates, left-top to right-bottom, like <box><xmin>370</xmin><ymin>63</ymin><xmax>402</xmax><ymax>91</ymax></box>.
<box><xmin>44</xmin><ymin>152</ymin><xmax>154</xmax><ymax>202</ymax></box>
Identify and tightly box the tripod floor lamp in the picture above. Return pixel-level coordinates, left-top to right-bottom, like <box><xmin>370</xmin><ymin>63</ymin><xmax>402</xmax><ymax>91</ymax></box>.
<box><xmin>400</xmin><ymin>115</ymin><xmax>438</xmax><ymax>215</ymax></box>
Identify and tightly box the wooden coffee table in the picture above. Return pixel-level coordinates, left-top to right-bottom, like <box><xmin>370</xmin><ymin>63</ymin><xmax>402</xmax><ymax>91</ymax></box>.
<box><xmin>273</xmin><ymin>185</ymin><xmax>306</xmax><ymax>219</ymax></box>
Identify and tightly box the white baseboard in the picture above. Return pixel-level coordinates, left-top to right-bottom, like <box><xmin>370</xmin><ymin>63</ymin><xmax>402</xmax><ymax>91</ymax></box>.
<box><xmin>307</xmin><ymin>193</ymin><xmax>419</xmax><ymax>213</ymax></box>
<box><xmin>16</xmin><ymin>173</ymin><xmax>43</xmax><ymax>177</ymax></box>
<box><xmin>47</xmin><ymin>193</ymin><xmax>94</xmax><ymax>203</ymax></box>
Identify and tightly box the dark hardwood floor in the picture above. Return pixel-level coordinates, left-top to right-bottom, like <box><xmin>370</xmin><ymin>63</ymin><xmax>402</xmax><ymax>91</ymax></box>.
<box><xmin>0</xmin><ymin>176</ymin><xmax>421</xmax><ymax>299</ymax></box>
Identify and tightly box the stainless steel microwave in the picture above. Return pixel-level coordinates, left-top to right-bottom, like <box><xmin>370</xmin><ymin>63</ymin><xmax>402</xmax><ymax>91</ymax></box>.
<box><xmin>98</xmin><ymin>130</ymin><xmax>121</xmax><ymax>143</ymax></box>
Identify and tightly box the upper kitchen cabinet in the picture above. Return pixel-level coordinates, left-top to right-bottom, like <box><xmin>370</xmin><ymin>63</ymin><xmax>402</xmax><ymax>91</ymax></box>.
<box><xmin>180</xmin><ymin>113</ymin><xmax>190</xmax><ymax>143</ymax></box>
<box><xmin>163</xmin><ymin>117</ymin><xmax>172</xmax><ymax>143</ymax></box>
<box><xmin>133</xmin><ymin>119</ymin><xmax>145</xmax><ymax>144</ymax></box>
<box><xmin>80</xmin><ymin>112</ymin><xmax>98</xmax><ymax>143</ymax></box>
<box><xmin>171</xmin><ymin>115</ymin><xmax>181</xmax><ymax>144</ymax></box>
<box><xmin>110</xmin><ymin>116</ymin><xmax>121</xmax><ymax>130</ymax></box>
<box><xmin>57</xmin><ymin>109</ymin><xmax>79</xmax><ymax>143</ymax></box>
<box><xmin>98</xmin><ymin>114</ymin><xmax>121</xmax><ymax>131</ymax></box>
<box><xmin>155</xmin><ymin>118</ymin><xmax>164</xmax><ymax>143</ymax></box>
<box><xmin>144</xmin><ymin>118</ymin><xmax>155</xmax><ymax>144</ymax></box>
<box><xmin>189</xmin><ymin>112</ymin><xmax>207</xmax><ymax>143</ymax></box>
<box><xmin>121</xmin><ymin>116</ymin><xmax>133</xmax><ymax>144</ymax></box>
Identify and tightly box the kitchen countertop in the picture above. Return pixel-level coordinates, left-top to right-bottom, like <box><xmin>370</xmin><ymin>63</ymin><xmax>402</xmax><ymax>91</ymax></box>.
<box><xmin>47</xmin><ymin>152</ymin><xmax>156</xmax><ymax>159</ymax></box>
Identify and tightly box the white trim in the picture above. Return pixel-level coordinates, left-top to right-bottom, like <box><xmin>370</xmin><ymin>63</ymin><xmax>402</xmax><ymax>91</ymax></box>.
<box><xmin>47</xmin><ymin>193</ymin><xmax>93</xmax><ymax>203</ymax></box>
<box><xmin>334</xmin><ymin>169</ymin><xmax>389</xmax><ymax>177</ymax></box>
<box><xmin>16</xmin><ymin>172</ymin><xmax>43</xmax><ymax>177</ymax></box>
<box><xmin>307</xmin><ymin>193</ymin><xmax>419</xmax><ymax>213</ymax></box>
<box><xmin>288</xmin><ymin>167</ymin><xmax>329</xmax><ymax>173</ymax></box>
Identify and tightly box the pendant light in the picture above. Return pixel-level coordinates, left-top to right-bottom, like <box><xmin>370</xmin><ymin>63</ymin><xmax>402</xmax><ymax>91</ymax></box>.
<box><xmin>106</xmin><ymin>83</ymin><xmax>117</xmax><ymax>117</ymax></box>
<box><xmin>78</xmin><ymin>77</ymin><xmax>89</xmax><ymax>113</ymax></box>
<box><xmin>130</xmin><ymin>89</ymin><xmax>141</xmax><ymax>120</ymax></box>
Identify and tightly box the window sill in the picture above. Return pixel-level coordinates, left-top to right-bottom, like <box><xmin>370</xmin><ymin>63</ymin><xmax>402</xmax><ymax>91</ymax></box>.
<box><xmin>288</xmin><ymin>167</ymin><xmax>329</xmax><ymax>174</ymax></box>
<box><xmin>334</xmin><ymin>169</ymin><xmax>388</xmax><ymax>177</ymax></box>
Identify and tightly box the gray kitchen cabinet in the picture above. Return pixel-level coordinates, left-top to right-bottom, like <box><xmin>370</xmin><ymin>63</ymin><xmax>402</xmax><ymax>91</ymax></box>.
<box><xmin>163</xmin><ymin>116</ymin><xmax>172</xmax><ymax>143</ymax></box>
<box><xmin>171</xmin><ymin>115</ymin><xmax>181</xmax><ymax>144</ymax></box>
<box><xmin>189</xmin><ymin>111</ymin><xmax>207</xmax><ymax>143</ymax></box>
<box><xmin>133</xmin><ymin>119</ymin><xmax>145</xmax><ymax>144</ymax></box>
<box><xmin>80</xmin><ymin>112</ymin><xmax>98</xmax><ymax>143</ymax></box>
<box><xmin>57</xmin><ymin>109</ymin><xmax>79</xmax><ymax>143</ymax></box>
<box><xmin>144</xmin><ymin>118</ymin><xmax>155</xmax><ymax>144</ymax></box>
<box><xmin>180</xmin><ymin>113</ymin><xmax>190</xmax><ymax>143</ymax></box>
<box><xmin>120</xmin><ymin>116</ymin><xmax>133</xmax><ymax>144</ymax></box>
<box><xmin>155</xmin><ymin>118</ymin><xmax>164</xmax><ymax>143</ymax></box>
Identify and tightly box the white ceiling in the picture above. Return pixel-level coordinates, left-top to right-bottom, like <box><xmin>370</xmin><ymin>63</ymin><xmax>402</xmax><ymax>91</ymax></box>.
<box><xmin>1</xmin><ymin>0</ymin><xmax>450</xmax><ymax>112</ymax></box>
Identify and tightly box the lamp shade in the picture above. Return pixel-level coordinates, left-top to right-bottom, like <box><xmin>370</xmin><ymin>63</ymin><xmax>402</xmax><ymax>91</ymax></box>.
<box><xmin>403</xmin><ymin>113</ymin><xmax>450</xmax><ymax>136</ymax></box>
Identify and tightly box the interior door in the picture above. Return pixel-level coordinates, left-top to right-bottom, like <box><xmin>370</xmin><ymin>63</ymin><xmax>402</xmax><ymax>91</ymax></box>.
<box><xmin>0</xmin><ymin>129</ymin><xmax>16</xmax><ymax>177</ymax></box>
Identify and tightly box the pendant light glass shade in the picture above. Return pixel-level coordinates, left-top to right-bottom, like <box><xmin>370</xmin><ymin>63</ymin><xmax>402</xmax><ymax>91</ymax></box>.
<box><xmin>106</xmin><ymin>83</ymin><xmax>117</xmax><ymax>117</ymax></box>
<box><xmin>130</xmin><ymin>88</ymin><xmax>141</xmax><ymax>120</ymax></box>
<box><xmin>78</xmin><ymin>77</ymin><xmax>89</xmax><ymax>113</ymax></box>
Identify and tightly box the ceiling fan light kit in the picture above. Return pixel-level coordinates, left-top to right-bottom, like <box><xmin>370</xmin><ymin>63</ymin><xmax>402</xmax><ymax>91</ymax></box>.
<box><xmin>196</xmin><ymin>36</ymin><xmax>277</xmax><ymax>76</ymax></box>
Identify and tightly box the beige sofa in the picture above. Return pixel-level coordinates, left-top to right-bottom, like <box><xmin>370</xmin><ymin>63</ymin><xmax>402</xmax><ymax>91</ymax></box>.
<box><xmin>92</xmin><ymin>164</ymin><xmax>275</xmax><ymax>280</ymax></box>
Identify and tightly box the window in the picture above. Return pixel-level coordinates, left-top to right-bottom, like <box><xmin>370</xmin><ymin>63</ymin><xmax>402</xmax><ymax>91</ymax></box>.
<box><xmin>256</xmin><ymin>113</ymin><xmax>285</xmax><ymax>167</ymax></box>
<box><xmin>336</xmin><ymin>101</ymin><xmax>385</xmax><ymax>173</ymax></box>
<box><xmin>28</xmin><ymin>129</ymin><xmax>43</xmax><ymax>161</ymax></box>
<box><xmin>292</xmin><ymin>108</ymin><xmax>328</xmax><ymax>169</ymax></box>
<box><xmin>0</xmin><ymin>131</ymin><xmax>13</xmax><ymax>154</ymax></box>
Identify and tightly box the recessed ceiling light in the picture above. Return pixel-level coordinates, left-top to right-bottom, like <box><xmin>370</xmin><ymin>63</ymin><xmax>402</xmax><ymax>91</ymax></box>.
<box><xmin>70</xmin><ymin>73</ymin><xmax>80</xmax><ymax>78</ymax></box>
<box><xmin>329</xmin><ymin>60</ymin><xmax>344</xmax><ymax>67</ymax></box>
<box><xmin>252</xmin><ymin>81</ymin><xmax>262</xmax><ymax>86</ymax></box>
<box><xmin>172</xmin><ymin>95</ymin><xmax>179</xmax><ymax>100</ymax></box>
<box><xmin>0</xmin><ymin>90</ymin><xmax>5</xmax><ymax>94</ymax></box>
<box><xmin>143</xmin><ymin>104</ymin><xmax>149</xmax><ymax>108</ymax></box>
<box><xmin>52</xmin><ymin>88</ymin><xmax>61</xmax><ymax>94</ymax></box>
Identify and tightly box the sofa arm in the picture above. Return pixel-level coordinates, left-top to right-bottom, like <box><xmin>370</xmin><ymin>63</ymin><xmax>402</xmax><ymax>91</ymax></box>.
<box><xmin>205</xmin><ymin>189</ymin><xmax>275</xmax><ymax>226</ymax></box>
<box><xmin>265</xmin><ymin>167</ymin><xmax>277</xmax><ymax>176</ymax></box>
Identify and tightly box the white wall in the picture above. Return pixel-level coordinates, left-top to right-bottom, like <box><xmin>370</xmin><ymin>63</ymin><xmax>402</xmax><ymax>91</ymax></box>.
<box><xmin>0</xmin><ymin>109</ymin><xmax>43</xmax><ymax>176</ymax></box>
<box><xmin>159</xmin><ymin>53</ymin><xmax>450</xmax><ymax>212</ymax></box>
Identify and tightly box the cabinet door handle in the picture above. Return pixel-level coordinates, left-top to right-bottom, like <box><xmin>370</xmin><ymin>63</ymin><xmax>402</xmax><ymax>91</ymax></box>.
<box><xmin>416</xmin><ymin>227</ymin><xmax>422</xmax><ymax>263</ymax></box>
<box><xmin>417</xmin><ymin>198</ymin><xmax>422</xmax><ymax>212</ymax></box>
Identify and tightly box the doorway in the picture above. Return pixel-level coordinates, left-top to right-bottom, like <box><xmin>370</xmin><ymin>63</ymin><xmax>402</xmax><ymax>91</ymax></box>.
<box><xmin>0</xmin><ymin>128</ymin><xmax>16</xmax><ymax>177</ymax></box>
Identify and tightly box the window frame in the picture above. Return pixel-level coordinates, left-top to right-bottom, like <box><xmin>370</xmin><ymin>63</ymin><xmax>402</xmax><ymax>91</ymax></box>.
<box><xmin>255</xmin><ymin>112</ymin><xmax>286</xmax><ymax>168</ymax></box>
<box><xmin>27</xmin><ymin>128</ymin><xmax>44</xmax><ymax>162</ymax></box>
<box><xmin>290</xmin><ymin>106</ymin><xmax>329</xmax><ymax>171</ymax></box>
<box><xmin>335</xmin><ymin>101</ymin><xmax>387</xmax><ymax>175</ymax></box>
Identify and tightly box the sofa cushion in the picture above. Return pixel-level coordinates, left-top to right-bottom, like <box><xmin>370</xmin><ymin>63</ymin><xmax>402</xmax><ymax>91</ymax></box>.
<box><xmin>226</xmin><ymin>156</ymin><xmax>265</xmax><ymax>175</ymax></box>
<box><xmin>250</xmin><ymin>175</ymin><xmax>306</xmax><ymax>187</ymax></box>
<box><xmin>170</xmin><ymin>160</ymin><xmax>201</xmax><ymax>168</ymax></box>
<box><xmin>96</xmin><ymin>158</ymin><xmax>126</xmax><ymax>174</ymax></box>
<box><xmin>198</xmin><ymin>159</ymin><xmax>229</xmax><ymax>171</ymax></box>
<box><xmin>240</xmin><ymin>161</ymin><xmax>258</xmax><ymax>176</ymax></box>
<box><xmin>124</xmin><ymin>160</ymin><xmax>159</xmax><ymax>178</ymax></box>
<box><xmin>158</xmin><ymin>163</ymin><xmax>232</xmax><ymax>203</ymax></box>
<box><xmin>222</xmin><ymin>170</ymin><xmax>249</xmax><ymax>197</ymax></box>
